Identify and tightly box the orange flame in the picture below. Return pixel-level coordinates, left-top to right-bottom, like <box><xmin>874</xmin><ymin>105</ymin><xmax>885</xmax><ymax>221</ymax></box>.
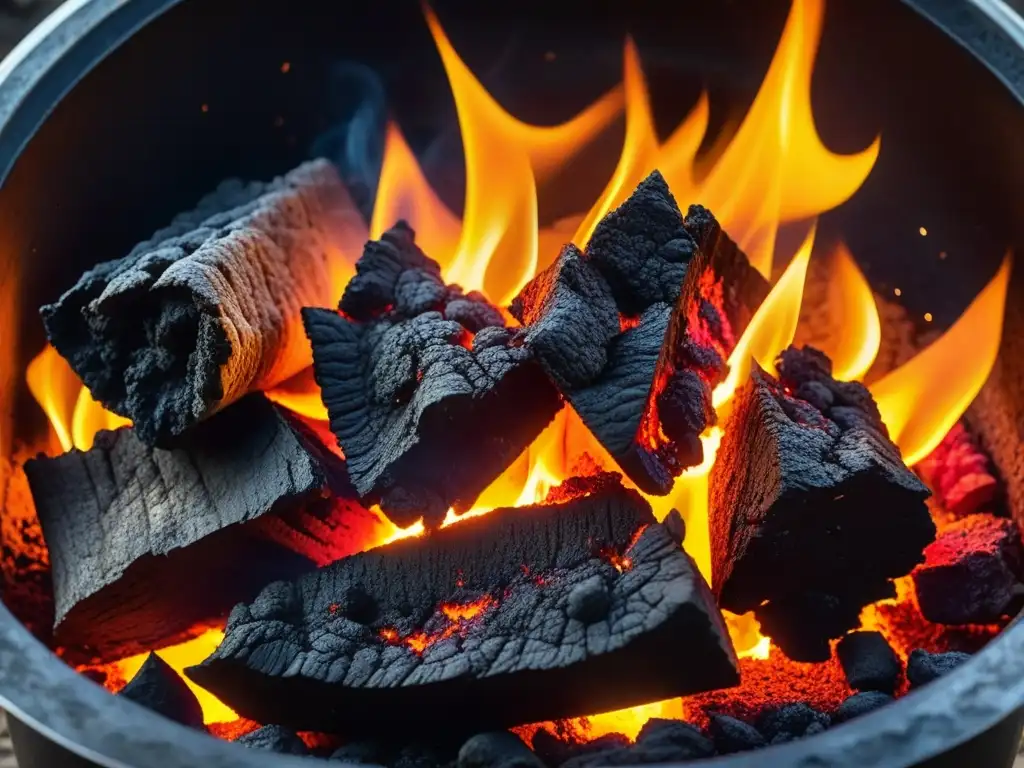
<box><xmin>871</xmin><ymin>254</ymin><xmax>1012</xmax><ymax>466</ymax></box>
<box><xmin>689</xmin><ymin>0</ymin><xmax>879</xmax><ymax>276</ymax></box>
<box><xmin>821</xmin><ymin>241</ymin><xmax>881</xmax><ymax>382</ymax></box>
<box><xmin>712</xmin><ymin>222</ymin><xmax>816</xmax><ymax>410</ymax></box>
<box><xmin>112</xmin><ymin>630</ymin><xmax>237</xmax><ymax>724</ymax></box>
<box><xmin>26</xmin><ymin>345</ymin><xmax>130</xmax><ymax>453</ymax></box>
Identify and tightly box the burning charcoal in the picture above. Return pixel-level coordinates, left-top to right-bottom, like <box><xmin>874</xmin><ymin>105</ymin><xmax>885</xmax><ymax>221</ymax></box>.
<box><xmin>187</xmin><ymin>473</ymin><xmax>738</xmax><ymax>736</ymax></box>
<box><xmin>24</xmin><ymin>395</ymin><xmax>351</xmax><ymax>657</ymax></box>
<box><xmin>912</xmin><ymin>513</ymin><xmax>1024</xmax><ymax>624</ymax></box>
<box><xmin>708</xmin><ymin>714</ymin><xmax>766</xmax><ymax>754</ymax></box>
<box><xmin>756</xmin><ymin>703</ymin><xmax>830</xmax><ymax>743</ymax></box>
<box><xmin>458</xmin><ymin>732</ymin><xmax>544</xmax><ymax>768</ymax></box>
<box><xmin>41</xmin><ymin>160</ymin><xmax>359</xmax><ymax>446</ymax></box>
<box><xmin>304</xmin><ymin>222</ymin><xmax>560</xmax><ymax>527</ymax></box>
<box><xmin>836</xmin><ymin>631</ymin><xmax>901</xmax><ymax>694</ymax></box>
<box><xmin>235</xmin><ymin>725</ymin><xmax>308</xmax><ymax>755</ymax></box>
<box><xmin>117</xmin><ymin>653</ymin><xmax>203</xmax><ymax>729</ymax></box>
<box><xmin>710</xmin><ymin>346</ymin><xmax>935</xmax><ymax>660</ymax></box>
<box><xmin>560</xmin><ymin>720</ymin><xmax>713</xmax><ymax>767</ymax></box>
<box><xmin>511</xmin><ymin>173</ymin><xmax>769</xmax><ymax>495</ymax></box>
<box><xmin>916</xmin><ymin>423</ymin><xmax>998</xmax><ymax>517</ymax></box>
<box><xmin>906</xmin><ymin>649</ymin><xmax>971</xmax><ymax>689</ymax></box>
<box><xmin>531</xmin><ymin>730</ymin><xmax>629</xmax><ymax>768</ymax></box>
<box><xmin>833</xmin><ymin>692</ymin><xmax>894</xmax><ymax>724</ymax></box>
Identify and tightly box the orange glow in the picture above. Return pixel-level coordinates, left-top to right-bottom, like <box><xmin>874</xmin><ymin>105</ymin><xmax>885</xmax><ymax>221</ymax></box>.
<box><xmin>712</xmin><ymin>222</ymin><xmax>815</xmax><ymax>409</ymax></box>
<box><xmin>820</xmin><ymin>241</ymin><xmax>881</xmax><ymax>381</ymax></box>
<box><xmin>689</xmin><ymin>0</ymin><xmax>879</xmax><ymax>276</ymax></box>
<box><xmin>725</xmin><ymin>611</ymin><xmax>773</xmax><ymax>660</ymax></box>
<box><xmin>380</xmin><ymin>595</ymin><xmax>497</xmax><ymax>655</ymax></box>
<box><xmin>112</xmin><ymin>630</ymin><xmax>237</xmax><ymax>724</ymax></box>
<box><xmin>26</xmin><ymin>345</ymin><xmax>130</xmax><ymax>453</ymax></box>
<box><xmin>871</xmin><ymin>254</ymin><xmax>1012</xmax><ymax>465</ymax></box>
<box><xmin>265</xmin><ymin>367</ymin><xmax>328</xmax><ymax>421</ymax></box>
<box><xmin>370</xmin><ymin>121</ymin><xmax>462</xmax><ymax>260</ymax></box>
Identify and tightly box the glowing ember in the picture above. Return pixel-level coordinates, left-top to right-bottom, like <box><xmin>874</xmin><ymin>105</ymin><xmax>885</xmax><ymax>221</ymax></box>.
<box><xmin>379</xmin><ymin>595</ymin><xmax>498</xmax><ymax>655</ymax></box>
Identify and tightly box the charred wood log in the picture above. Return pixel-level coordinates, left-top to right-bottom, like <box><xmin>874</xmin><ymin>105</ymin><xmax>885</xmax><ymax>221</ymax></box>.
<box><xmin>709</xmin><ymin>346</ymin><xmax>935</xmax><ymax>661</ymax></box>
<box><xmin>187</xmin><ymin>473</ymin><xmax>738</xmax><ymax>736</ymax></box>
<box><xmin>912</xmin><ymin>513</ymin><xmax>1024</xmax><ymax>624</ymax></box>
<box><xmin>303</xmin><ymin>222</ymin><xmax>561</xmax><ymax>528</ymax></box>
<box><xmin>41</xmin><ymin>159</ymin><xmax>360</xmax><ymax>446</ymax></box>
<box><xmin>510</xmin><ymin>172</ymin><xmax>768</xmax><ymax>494</ymax></box>
<box><xmin>118</xmin><ymin>653</ymin><xmax>203</xmax><ymax>728</ymax></box>
<box><xmin>24</xmin><ymin>395</ymin><xmax>355</xmax><ymax>658</ymax></box>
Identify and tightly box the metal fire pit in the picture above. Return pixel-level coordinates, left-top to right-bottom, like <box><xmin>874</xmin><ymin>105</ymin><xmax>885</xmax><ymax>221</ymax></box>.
<box><xmin>0</xmin><ymin>0</ymin><xmax>1022</xmax><ymax>766</ymax></box>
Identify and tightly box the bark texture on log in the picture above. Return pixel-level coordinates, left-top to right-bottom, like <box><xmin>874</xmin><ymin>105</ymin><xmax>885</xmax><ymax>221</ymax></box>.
<box><xmin>42</xmin><ymin>159</ymin><xmax>360</xmax><ymax>446</ymax></box>
<box><xmin>24</xmin><ymin>395</ymin><xmax>351</xmax><ymax>658</ymax></box>
<box><xmin>709</xmin><ymin>346</ymin><xmax>934</xmax><ymax>660</ymax></box>
<box><xmin>188</xmin><ymin>473</ymin><xmax>737</xmax><ymax>736</ymax></box>
<box><xmin>511</xmin><ymin>172</ymin><xmax>768</xmax><ymax>495</ymax></box>
<box><xmin>304</xmin><ymin>222</ymin><xmax>561</xmax><ymax>528</ymax></box>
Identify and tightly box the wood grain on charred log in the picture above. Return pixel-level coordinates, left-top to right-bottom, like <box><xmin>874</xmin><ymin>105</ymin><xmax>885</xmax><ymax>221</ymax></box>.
<box><xmin>187</xmin><ymin>473</ymin><xmax>738</xmax><ymax>736</ymax></box>
<box><xmin>42</xmin><ymin>159</ymin><xmax>360</xmax><ymax>446</ymax></box>
<box><xmin>511</xmin><ymin>172</ymin><xmax>768</xmax><ymax>495</ymax></box>
<box><xmin>24</xmin><ymin>395</ymin><xmax>354</xmax><ymax>658</ymax></box>
<box><xmin>709</xmin><ymin>346</ymin><xmax>935</xmax><ymax>661</ymax></box>
<box><xmin>304</xmin><ymin>222</ymin><xmax>561</xmax><ymax>528</ymax></box>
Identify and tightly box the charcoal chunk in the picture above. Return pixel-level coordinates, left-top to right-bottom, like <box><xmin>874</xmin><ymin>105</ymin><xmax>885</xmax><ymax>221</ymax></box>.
<box><xmin>236</xmin><ymin>725</ymin><xmax>308</xmax><ymax>755</ymax></box>
<box><xmin>41</xmin><ymin>159</ymin><xmax>362</xmax><ymax>446</ymax></box>
<box><xmin>188</xmin><ymin>473</ymin><xmax>738</xmax><ymax>736</ymax></box>
<box><xmin>23</xmin><ymin>395</ymin><xmax>350</xmax><ymax>658</ymax></box>
<box><xmin>836</xmin><ymin>631</ymin><xmax>901</xmax><ymax>693</ymax></box>
<box><xmin>511</xmin><ymin>175</ymin><xmax>768</xmax><ymax>495</ymax></box>
<box><xmin>710</xmin><ymin>347</ymin><xmax>935</xmax><ymax>660</ymax></box>
<box><xmin>756</xmin><ymin>703</ymin><xmax>830</xmax><ymax>742</ymax></box>
<box><xmin>906</xmin><ymin>649</ymin><xmax>971</xmax><ymax>688</ymax></box>
<box><xmin>708</xmin><ymin>714</ymin><xmax>766</xmax><ymax>754</ymax></box>
<box><xmin>331</xmin><ymin>742</ymin><xmax>387</xmax><ymax>764</ymax></box>
<box><xmin>458</xmin><ymin>732</ymin><xmax>544</xmax><ymax>768</ymax></box>
<box><xmin>531</xmin><ymin>730</ymin><xmax>629</xmax><ymax>768</ymax></box>
<box><xmin>118</xmin><ymin>653</ymin><xmax>203</xmax><ymax>728</ymax></box>
<box><xmin>560</xmin><ymin>719</ymin><xmax>713</xmax><ymax>767</ymax></box>
<box><xmin>912</xmin><ymin>514</ymin><xmax>1024</xmax><ymax>624</ymax></box>
<box><xmin>305</xmin><ymin>223</ymin><xmax>560</xmax><ymax>527</ymax></box>
<box><xmin>833</xmin><ymin>692</ymin><xmax>894</xmax><ymax>723</ymax></box>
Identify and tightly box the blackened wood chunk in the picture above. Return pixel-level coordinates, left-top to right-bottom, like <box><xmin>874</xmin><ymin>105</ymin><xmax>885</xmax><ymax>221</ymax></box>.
<box><xmin>912</xmin><ymin>514</ymin><xmax>1024</xmax><ymax>624</ymax></box>
<box><xmin>511</xmin><ymin>173</ymin><xmax>768</xmax><ymax>495</ymax></box>
<box><xmin>24</xmin><ymin>395</ymin><xmax>350</xmax><ymax>658</ymax></box>
<box><xmin>836</xmin><ymin>631</ymin><xmax>901</xmax><ymax>694</ymax></box>
<box><xmin>304</xmin><ymin>223</ymin><xmax>560</xmax><ymax>528</ymax></box>
<box><xmin>118</xmin><ymin>653</ymin><xmax>203</xmax><ymax>728</ymax></box>
<box><xmin>710</xmin><ymin>346</ymin><xmax>935</xmax><ymax>661</ymax></box>
<box><xmin>235</xmin><ymin>725</ymin><xmax>309</xmax><ymax>755</ymax></box>
<box><xmin>187</xmin><ymin>473</ymin><xmax>738</xmax><ymax>736</ymax></box>
<box><xmin>41</xmin><ymin>159</ymin><xmax>357</xmax><ymax>446</ymax></box>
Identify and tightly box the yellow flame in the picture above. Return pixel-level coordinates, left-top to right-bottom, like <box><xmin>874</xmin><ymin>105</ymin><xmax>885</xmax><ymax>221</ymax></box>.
<box><xmin>113</xmin><ymin>631</ymin><xmax>236</xmax><ymax>724</ymax></box>
<box><xmin>713</xmin><ymin>222</ymin><xmax>816</xmax><ymax>409</ymax></box>
<box><xmin>872</xmin><ymin>254</ymin><xmax>1012</xmax><ymax>466</ymax></box>
<box><xmin>822</xmin><ymin>241</ymin><xmax>881</xmax><ymax>381</ymax></box>
<box><xmin>71</xmin><ymin>387</ymin><xmax>130</xmax><ymax>451</ymax></box>
<box><xmin>25</xmin><ymin>345</ymin><xmax>78</xmax><ymax>453</ymax></box>
<box><xmin>689</xmin><ymin>0</ymin><xmax>879</xmax><ymax>276</ymax></box>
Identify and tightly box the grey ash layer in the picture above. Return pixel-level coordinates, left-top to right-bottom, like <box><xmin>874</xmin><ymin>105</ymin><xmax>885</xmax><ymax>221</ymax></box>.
<box><xmin>188</xmin><ymin>474</ymin><xmax>738</xmax><ymax>736</ymax></box>
<box><xmin>710</xmin><ymin>346</ymin><xmax>935</xmax><ymax>661</ymax></box>
<box><xmin>303</xmin><ymin>221</ymin><xmax>561</xmax><ymax>528</ymax></box>
<box><xmin>42</xmin><ymin>159</ymin><xmax>359</xmax><ymax>446</ymax></box>
<box><xmin>23</xmin><ymin>394</ymin><xmax>347</xmax><ymax>658</ymax></box>
<box><xmin>510</xmin><ymin>171</ymin><xmax>768</xmax><ymax>496</ymax></box>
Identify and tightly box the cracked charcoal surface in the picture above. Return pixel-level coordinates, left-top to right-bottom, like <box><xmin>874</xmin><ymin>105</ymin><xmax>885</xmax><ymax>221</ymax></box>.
<box><xmin>235</xmin><ymin>725</ymin><xmax>308</xmax><ymax>755</ymax></box>
<box><xmin>305</xmin><ymin>222</ymin><xmax>560</xmax><ymax>527</ymax></box>
<box><xmin>41</xmin><ymin>159</ymin><xmax>359</xmax><ymax>446</ymax></box>
<box><xmin>511</xmin><ymin>173</ymin><xmax>767</xmax><ymax>495</ymax></box>
<box><xmin>23</xmin><ymin>395</ymin><xmax>346</xmax><ymax>658</ymax></box>
<box><xmin>836</xmin><ymin>631</ymin><xmax>901</xmax><ymax>694</ymax></box>
<box><xmin>187</xmin><ymin>473</ymin><xmax>737</xmax><ymax>736</ymax></box>
<box><xmin>912</xmin><ymin>513</ymin><xmax>1024</xmax><ymax>625</ymax></box>
<box><xmin>710</xmin><ymin>346</ymin><xmax>934</xmax><ymax>661</ymax></box>
<box><xmin>118</xmin><ymin>653</ymin><xmax>203</xmax><ymax>728</ymax></box>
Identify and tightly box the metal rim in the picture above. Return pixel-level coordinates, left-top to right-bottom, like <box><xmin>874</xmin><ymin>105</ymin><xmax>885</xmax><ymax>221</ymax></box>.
<box><xmin>0</xmin><ymin>1</ymin><xmax>1021</xmax><ymax>766</ymax></box>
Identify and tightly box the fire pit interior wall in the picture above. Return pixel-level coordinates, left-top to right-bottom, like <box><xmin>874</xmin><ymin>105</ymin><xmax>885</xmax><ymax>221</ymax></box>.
<box><xmin>1</xmin><ymin>0</ymin><xmax>1024</xmax><ymax>764</ymax></box>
